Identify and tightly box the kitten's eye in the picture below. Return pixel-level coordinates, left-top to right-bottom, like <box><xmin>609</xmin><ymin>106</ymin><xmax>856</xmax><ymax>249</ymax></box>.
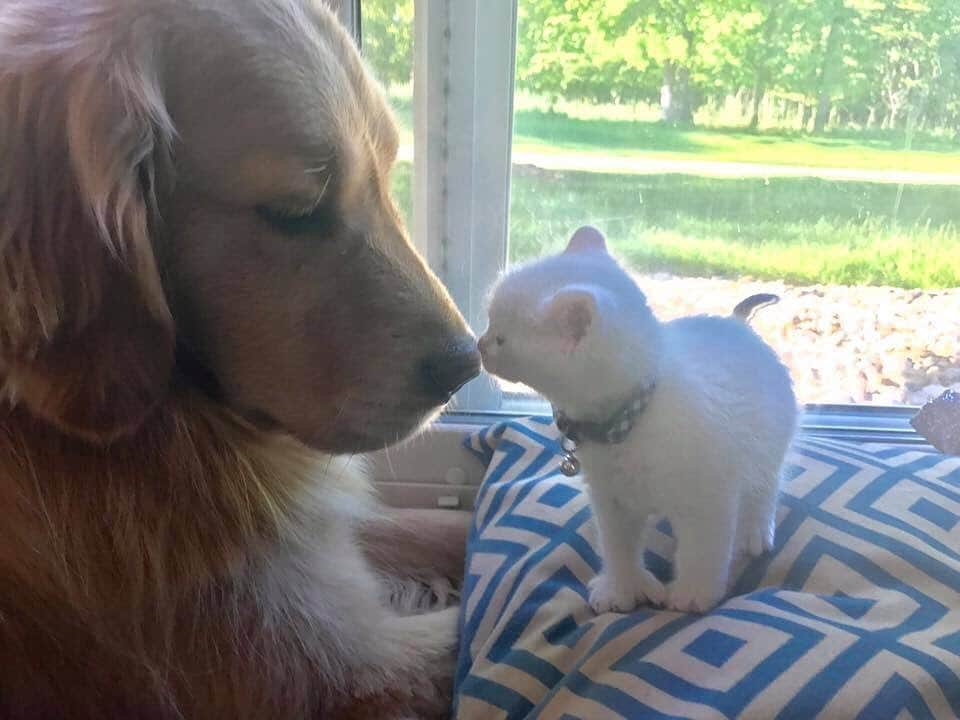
<box><xmin>495</xmin><ymin>335</ymin><xmax>505</xmax><ymax>346</ymax></box>
<box><xmin>257</xmin><ymin>202</ymin><xmax>338</xmax><ymax>237</ymax></box>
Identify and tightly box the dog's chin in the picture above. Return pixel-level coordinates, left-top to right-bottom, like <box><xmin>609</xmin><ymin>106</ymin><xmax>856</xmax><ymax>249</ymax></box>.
<box><xmin>299</xmin><ymin>404</ymin><xmax>445</xmax><ymax>455</ymax></box>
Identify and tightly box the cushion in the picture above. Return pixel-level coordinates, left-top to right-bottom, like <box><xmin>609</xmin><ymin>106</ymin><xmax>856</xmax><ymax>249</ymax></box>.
<box><xmin>454</xmin><ymin>417</ymin><xmax>960</xmax><ymax>719</ymax></box>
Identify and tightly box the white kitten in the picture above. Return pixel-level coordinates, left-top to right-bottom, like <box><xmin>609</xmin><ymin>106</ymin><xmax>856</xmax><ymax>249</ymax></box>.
<box><xmin>478</xmin><ymin>226</ymin><xmax>797</xmax><ymax>613</ymax></box>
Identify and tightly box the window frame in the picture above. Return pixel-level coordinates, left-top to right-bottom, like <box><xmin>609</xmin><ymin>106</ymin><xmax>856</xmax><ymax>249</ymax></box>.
<box><xmin>411</xmin><ymin>0</ymin><xmax>519</xmax><ymax>413</ymax></box>
<box><xmin>345</xmin><ymin>1</ymin><xmax>929</xmax><ymax>510</ymax></box>
<box><xmin>367</xmin><ymin>406</ymin><xmax>932</xmax><ymax>511</ymax></box>
<box><xmin>336</xmin><ymin>0</ymin><xmax>361</xmax><ymax>43</ymax></box>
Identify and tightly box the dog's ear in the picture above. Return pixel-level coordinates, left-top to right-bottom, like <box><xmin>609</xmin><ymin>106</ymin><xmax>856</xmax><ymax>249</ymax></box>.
<box><xmin>0</xmin><ymin>5</ymin><xmax>175</xmax><ymax>443</ymax></box>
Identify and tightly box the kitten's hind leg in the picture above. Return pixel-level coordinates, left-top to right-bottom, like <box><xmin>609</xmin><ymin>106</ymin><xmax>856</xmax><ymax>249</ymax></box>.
<box><xmin>667</xmin><ymin>506</ymin><xmax>736</xmax><ymax>613</ymax></box>
<box><xmin>736</xmin><ymin>470</ymin><xmax>781</xmax><ymax>557</ymax></box>
<box><xmin>587</xmin><ymin>489</ymin><xmax>665</xmax><ymax>614</ymax></box>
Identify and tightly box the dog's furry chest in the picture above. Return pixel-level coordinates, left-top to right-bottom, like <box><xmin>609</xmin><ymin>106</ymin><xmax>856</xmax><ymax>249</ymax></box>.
<box><xmin>0</xmin><ymin>402</ymin><xmax>375</xmax><ymax>719</ymax></box>
<box><xmin>0</xmin><ymin>506</ymin><xmax>363</xmax><ymax>720</ymax></box>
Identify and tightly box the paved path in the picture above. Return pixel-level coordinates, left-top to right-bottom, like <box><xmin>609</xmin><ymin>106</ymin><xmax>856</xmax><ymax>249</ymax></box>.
<box><xmin>398</xmin><ymin>145</ymin><xmax>960</xmax><ymax>185</ymax></box>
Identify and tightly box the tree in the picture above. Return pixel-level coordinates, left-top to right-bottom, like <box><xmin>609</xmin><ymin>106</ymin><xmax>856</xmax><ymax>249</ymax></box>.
<box><xmin>608</xmin><ymin>0</ymin><xmax>705</xmax><ymax>127</ymax></box>
<box><xmin>866</xmin><ymin>0</ymin><xmax>960</xmax><ymax>132</ymax></box>
<box><xmin>606</xmin><ymin>0</ymin><xmax>763</xmax><ymax>127</ymax></box>
<box><xmin>359</xmin><ymin>0</ymin><xmax>414</xmax><ymax>88</ymax></box>
<box><xmin>360</xmin><ymin>0</ymin><xmax>960</xmax><ymax>139</ymax></box>
<box><xmin>515</xmin><ymin>0</ymin><xmax>660</xmax><ymax>106</ymax></box>
<box><xmin>743</xmin><ymin>0</ymin><xmax>786</xmax><ymax>130</ymax></box>
<box><xmin>811</xmin><ymin>0</ymin><xmax>848</xmax><ymax>133</ymax></box>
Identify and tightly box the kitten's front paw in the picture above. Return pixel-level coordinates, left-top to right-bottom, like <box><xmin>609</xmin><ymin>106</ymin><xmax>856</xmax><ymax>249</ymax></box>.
<box><xmin>635</xmin><ymin>568</ymin><xmax>667</xmax><ymax>606</ymax></box>
<box><xmin>588</xmin><ymin>570</ymin><xmax>665</xmax><ymax>614</ymax></box>
<box><xmin>665</xmin><ymin>577</ymin><xmax>725</xmax><ymax>614</ymax></box>
<box><xmin>588</xmin><ymin>573</ymin><xmax>638</xmax><ymax>614</ymax></box>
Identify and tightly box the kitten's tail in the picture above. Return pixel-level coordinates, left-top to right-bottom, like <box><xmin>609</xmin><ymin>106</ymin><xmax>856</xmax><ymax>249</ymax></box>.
<box><xmin>732</xmin><ymin>293</ymin><xmax>779</xmax><ymax>323</ymax></box>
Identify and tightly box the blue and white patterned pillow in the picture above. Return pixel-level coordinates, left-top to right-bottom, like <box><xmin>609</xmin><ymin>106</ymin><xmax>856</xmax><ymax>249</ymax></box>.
<box><xmin>454</xmin><ymin>416</ymin><xmax>960</xmax><ymax>719</ymax></box>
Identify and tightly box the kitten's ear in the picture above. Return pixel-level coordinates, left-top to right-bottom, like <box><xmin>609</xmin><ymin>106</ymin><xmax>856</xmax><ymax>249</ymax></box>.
<box><xmin>564</xmin><ymin>226</ymin><xmax>607</xmax><ymax>254</ymax></box>
<box><xmin>540</xmin><ymin>288</ymin><xmax>596</xmax><ymax>351</ymax></box>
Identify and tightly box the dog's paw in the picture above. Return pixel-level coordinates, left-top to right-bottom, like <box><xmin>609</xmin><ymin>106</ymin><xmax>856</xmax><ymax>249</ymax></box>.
<box><xmin>665</xmin><ymin>577</ymin><xmax>724</xmax><ymax>614</ymax></box>
<box><xmin>383</xmin><ymin>576</ymin><xmax>460</xmax><ymax>615</ymax></box>
<box><xmin>396</xmin><ymin>608</ymin><xmax>459</xmax><ymax>720</ymax></box>
<box><xmin>588</xmin><ymin>571</ymin><xmax>664</xmax><ymax>614</ymax></box>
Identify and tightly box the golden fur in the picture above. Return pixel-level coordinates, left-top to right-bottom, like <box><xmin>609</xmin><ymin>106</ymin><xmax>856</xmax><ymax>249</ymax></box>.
<box><xmin>0</xmin><ymin>0</ymin><xmax>474</xmax><ymax>717</ymax></box>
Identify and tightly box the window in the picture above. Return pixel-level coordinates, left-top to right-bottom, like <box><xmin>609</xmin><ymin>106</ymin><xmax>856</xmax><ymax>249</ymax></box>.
<box><xmin>359</xmin><ymin>0</ymin><xmax>960</xmax><ymax>429</ymax></box>
<box><xmin>347</xmin><ymin>0</ymin><xmax>413</xmax><ymax>233</ymax></box>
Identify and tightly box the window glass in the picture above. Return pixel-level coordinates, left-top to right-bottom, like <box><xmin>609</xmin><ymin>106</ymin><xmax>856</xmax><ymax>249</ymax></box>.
<box><xmin>359</xmin><ymin>0</ymin><xmax>414</xmax><ymax>234</ymax></box>
<box><xmin>361</xmin><ymin>0</ymin><xmax>960</xmax><ymax>410</ymax></box>
<box><xmin>507</xmin><ymin>0</ymin><xmax>960</xmax><ymax>406</ymax></box>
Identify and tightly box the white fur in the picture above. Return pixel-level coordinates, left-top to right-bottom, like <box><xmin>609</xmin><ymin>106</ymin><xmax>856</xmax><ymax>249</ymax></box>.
<box><xmin>479</xmin><ymin>228</ymin><xmax>798</xmax><ymax>613</ymax></box>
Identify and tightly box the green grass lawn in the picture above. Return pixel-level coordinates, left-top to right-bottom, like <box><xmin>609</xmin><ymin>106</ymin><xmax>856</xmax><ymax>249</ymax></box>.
<box><xmin>387</xmin><ymin>95</ymin><xmax>960</xmax><ymax>289</ymax></box>
<box><xmin>391</xmin><ymin>162</ymin><xmax>960</xmax><ymax>289</ymax></box>
<box><xmin>511</xmin><ymin>109</ymin><xmax>960</xmax><ymax>175</ymax></box>
<box><xmin>389</xmin><ymin>97</ymin><xmax>960</xmax><ymax>175</ymax></box>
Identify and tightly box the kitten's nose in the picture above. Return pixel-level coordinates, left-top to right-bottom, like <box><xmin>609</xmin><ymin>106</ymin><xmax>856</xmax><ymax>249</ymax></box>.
<box><xmin>477</xmin><ymin>333</ymin><xmax>491</xmax><ymax>359</ymax></box>
<box><xmin>420</xmin><ymin>337</ymin><xmax>482</xmax><ymax>400</ymax></box>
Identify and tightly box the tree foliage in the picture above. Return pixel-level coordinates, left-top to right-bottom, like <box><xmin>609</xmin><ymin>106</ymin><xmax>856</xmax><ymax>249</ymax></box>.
<box><xmin>362</xmin><ymin>0</ymin><xmax>960</xmax><ymax>135</ymax></box>
<box><xmin>359</xmin><ymin>0</ymin><xmax>414</xmax><ymax>87</ymax></box>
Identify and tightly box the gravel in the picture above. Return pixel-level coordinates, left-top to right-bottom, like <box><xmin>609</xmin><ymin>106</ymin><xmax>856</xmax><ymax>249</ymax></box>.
<box><xmin>636</xmin><ymin>273</ymin><xmax>960</xmax><ymax>406</ymax></box>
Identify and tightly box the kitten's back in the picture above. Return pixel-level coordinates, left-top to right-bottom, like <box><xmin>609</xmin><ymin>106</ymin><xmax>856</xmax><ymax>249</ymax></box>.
<box><xmin>662</xmin><ymin>314</ymin><xmax>795</xmax><ymax>430</ymax></box>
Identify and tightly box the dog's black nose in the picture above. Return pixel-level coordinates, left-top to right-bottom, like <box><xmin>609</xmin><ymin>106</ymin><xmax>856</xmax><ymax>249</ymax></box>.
<box><xmin>420</xmin><ymin>338</ymin><xmax>482</xmax><ymax>399</ymax></box>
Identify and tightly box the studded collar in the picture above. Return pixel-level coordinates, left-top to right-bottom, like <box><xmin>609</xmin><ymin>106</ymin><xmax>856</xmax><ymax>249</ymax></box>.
<box><xmin>552</xmin><ymin>381</ymin><xmax>656</xmax><ymax>446</ymax></box>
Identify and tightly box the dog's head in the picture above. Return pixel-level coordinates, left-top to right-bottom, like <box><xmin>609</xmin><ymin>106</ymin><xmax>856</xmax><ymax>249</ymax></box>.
<box><xmin>0</xmin><ymin>0</ymin><xmax>479</xmax><ymax>452</ymax></box>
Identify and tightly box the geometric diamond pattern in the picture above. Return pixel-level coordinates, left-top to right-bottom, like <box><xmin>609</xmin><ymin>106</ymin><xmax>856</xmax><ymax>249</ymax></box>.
<box><xmin>543</xmin><ymin>615</ymin><xmax>593</xmax><ymax>648</ymax></box>
<box><xmin>682</xmin><ymin>628</ymin><xmax>747</xmax><ymax>668</ymax></box>
<box><xmin>909</xmin><ymin>497</ymin><xmax>959</xmax><ymax>532</ymax></box>
<box><xmin>539</xmin><ymin>484</ymin><xmax>580</xmax><ymax>508</ymax></box>
<box><xmin>454</xmin><ymin>417</ymin><xmax>960</xmax><ymax>720</ymax></box>
<box><xmin>822</xmin><ymin>591</ymin><xmax>877</xmax><ymax>620</ymax></box>
<box><xmin>934</xmin><ymin>629</ymin><xmax>960</xmax><ymax>657</ymax></box>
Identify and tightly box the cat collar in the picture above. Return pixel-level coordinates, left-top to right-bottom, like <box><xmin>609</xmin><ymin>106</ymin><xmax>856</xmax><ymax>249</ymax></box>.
<box><xmin>553</xmin><ymin>381</ymin><xmax>656</xmax><ymax>476</ymax></box>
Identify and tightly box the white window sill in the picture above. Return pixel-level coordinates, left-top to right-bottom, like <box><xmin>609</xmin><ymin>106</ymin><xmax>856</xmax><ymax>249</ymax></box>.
<box><xmin>369</xmin><ymin>405</ymin><xmax>931</xmax><ymax>510</ymax></box>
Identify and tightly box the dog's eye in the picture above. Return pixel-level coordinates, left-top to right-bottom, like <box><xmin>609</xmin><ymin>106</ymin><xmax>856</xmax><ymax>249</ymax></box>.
<box><xmin>257</xmin><ymin>204</ymin><xmax>337</xmax><ymax>237</ymax></box>
<box><xmin>495</xmin><ymin>335</ymin><xmax>505</xmax><ymax>346</ymax></box>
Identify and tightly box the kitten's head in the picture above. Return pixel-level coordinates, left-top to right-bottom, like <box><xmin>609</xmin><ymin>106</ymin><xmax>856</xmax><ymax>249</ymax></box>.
<box><xmin>479</xmin><ymin>227</ymin><xmax>660</xmax><ymax>414</ymax></box>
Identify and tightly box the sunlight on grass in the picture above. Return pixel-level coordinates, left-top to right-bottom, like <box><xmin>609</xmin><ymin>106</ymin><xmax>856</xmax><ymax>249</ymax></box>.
<box><xmin>384</xmin><ymin>88</ymin><xmax>960</xmax><ymax>290</ymax></box>
<box><xmin>511</xmin><ymin>111</ymin><xmax>960</xmax><ymax>175</ymax></box>
<box><xmin>387</xmin><ymin>92</ymin><xmax>960</xmax><ymax>175</ymax></box>
<box><xmin>617</xmin><ymin>225</ymin><xmax>960</xmax><ymax>289</ymax></box>
<box><xmin>388</xmin><ymin>161</ymin><xmax>960</xmax><ymax>289</ymax></box>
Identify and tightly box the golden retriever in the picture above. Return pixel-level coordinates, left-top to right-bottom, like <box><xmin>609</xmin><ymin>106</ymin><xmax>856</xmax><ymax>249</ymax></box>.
<box><xmin>0</xmin><ymin>0</ymin><xmax>480</xmax><ymax>717</ymax></box>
